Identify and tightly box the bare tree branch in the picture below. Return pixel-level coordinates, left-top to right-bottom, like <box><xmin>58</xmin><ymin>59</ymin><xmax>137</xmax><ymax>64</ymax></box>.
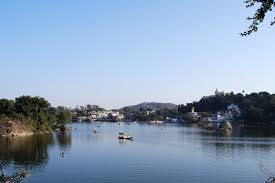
<box><xmin>257</xmin><ymin>161</ymin><xmax>275</xmax><ymax>183</ymax></box>
<box><xmin>0</xmin><ymin>156</ymin><xmax>29</xmax><ymax>183</ymax></box>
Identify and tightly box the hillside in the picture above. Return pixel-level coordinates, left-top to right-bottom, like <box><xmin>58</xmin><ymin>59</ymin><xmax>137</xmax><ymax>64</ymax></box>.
<box><xmin>120</xmin><ymin>102</ymin><xmax>177</xmax><ymax>112</ymax></box>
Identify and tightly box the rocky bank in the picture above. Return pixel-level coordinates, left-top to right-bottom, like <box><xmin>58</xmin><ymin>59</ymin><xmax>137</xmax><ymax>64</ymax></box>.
<box><xmin>0</xmin><ymin>120</ymin><xmax>34</xmax><ymax>137</ymax></box>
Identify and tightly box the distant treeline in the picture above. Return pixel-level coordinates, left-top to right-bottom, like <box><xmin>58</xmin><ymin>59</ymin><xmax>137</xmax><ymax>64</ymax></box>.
<box><xmin>1</xmin><ymin>92</ymin><xmax>275</xmax><ymax>127</ymax></box>
<box><xmin>0</xmin><ymin>96</ymin><xmax>73</xmax><ymax>131</ymax></box>
<box><xmin>178</xmin><ymin>92</ymin><xmax>275</xmax><ymax>124</ymax></box>
<box><xmin>71</xmin><ymin>105</ymin><xmax>105</xmax><ymax>117</ymax></box>
<box><xmin>121</xmin><ymin>102</ymin><xmax>178</xmax><ymax>122</ymax></box>
<box><xmin>128</xmin><ymin>108</ymin><xmax>178</xmax><ymax>122</ymax></box>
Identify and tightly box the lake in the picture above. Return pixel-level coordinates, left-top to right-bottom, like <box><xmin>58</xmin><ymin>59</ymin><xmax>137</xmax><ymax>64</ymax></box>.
<box><xmin>1</xmin><ymin>122</ymin><xmax>275</xmax><ymax>183</ymax></box>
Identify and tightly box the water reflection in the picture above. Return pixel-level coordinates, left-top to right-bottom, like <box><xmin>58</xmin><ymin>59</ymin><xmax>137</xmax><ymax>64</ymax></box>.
<box><xmin>55</xmin><ymin>131</ymin><xmax>72</xmax><ymax>151</ymax></box>
<box><xmin>0</xmin><ymin>132</ymin><xmax>73</xmax><ymax>168</ymax></box>
<box><xmin>1</xmin><ymin>123</ymin><xmax>275</xmax><ymax>183</ymax></box>
<box><xmin>239</xmin><ymin>126</ymin><xmax>275</xmax><ymax>137</ymax></box>
<box><xmin>197</xmin><ymin>125</ymin><xmax>275</xmax><ymax>160</ymax></box>
<box><xmin>0</xmin><ymin>134</ymin><xmax>54</xmax><ymax>167</ymax></box>
<box><xmin>118</xmin><ymin>139</ymin><xmax>133</xmax><ymax>145</ymax></box>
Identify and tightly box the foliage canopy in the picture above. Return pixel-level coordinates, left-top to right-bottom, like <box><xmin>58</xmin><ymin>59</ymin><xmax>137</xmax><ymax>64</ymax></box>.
<box><xmin>0</xmin><ymin>96</ymin><xmax>74</xmax><ymax>131</ymax></box>
<box><xmin>242</xmin><ymin>0</ymin><xmax>275</xmax><ymax>36</ymax></box>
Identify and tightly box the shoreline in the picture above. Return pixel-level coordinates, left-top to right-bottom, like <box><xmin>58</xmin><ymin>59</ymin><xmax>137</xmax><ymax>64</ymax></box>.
<box><xmin>0</xmin><ymin>120</ymin><xmax>53</xmax><ymax>137</ymax></box>
<box><xmin>0</xmin><ymin>130</ymin><xmax>53</xmax><ymax>137</ymax></box>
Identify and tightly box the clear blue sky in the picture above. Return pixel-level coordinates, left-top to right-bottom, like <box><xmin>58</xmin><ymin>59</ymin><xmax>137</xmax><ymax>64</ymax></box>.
<box><xmin>1</xmin><ymin>0</ymin><xmax>275</xmax><ymax>109</ymax></box>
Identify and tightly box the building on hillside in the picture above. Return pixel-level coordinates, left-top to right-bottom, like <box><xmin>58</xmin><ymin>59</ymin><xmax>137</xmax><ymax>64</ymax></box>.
<box><xmin>200</xmin><ymin>104</ymin><xmax>241</xmax><ymax>125</ymax></box>
<box><xmin>203</xmin><ymin>89</ymin><xmax>231</xmax><ymax>99</ymax></box>
<box><xmin>185</xmin><ymin>107</ymin><xmax>201</xmax><ymax>123</ymax></box>
<box><xmin>110</xmin><ymin>111</ymin><xmax>124</xmax><ymax>121</ymax></box>
<box><xmin>215</xmin><ymin>89</ymin><xmax>230</xmax><ymax>96</ymax></box>
<box><xmin>215</xmin><ymin>89</ymin><xmax>224</xmax><ymax>96</ymax></box>
<box><xmin>227</xmin><ymin>104</ymin><xmax>241</xmax><ymax>118</ymax></box>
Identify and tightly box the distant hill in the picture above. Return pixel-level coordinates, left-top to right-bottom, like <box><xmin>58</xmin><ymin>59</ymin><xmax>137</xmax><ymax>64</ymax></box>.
<box><xmin>120</xmin><ymin>102</ymin><xmax>177</xmax><ymax>112</ymax></box>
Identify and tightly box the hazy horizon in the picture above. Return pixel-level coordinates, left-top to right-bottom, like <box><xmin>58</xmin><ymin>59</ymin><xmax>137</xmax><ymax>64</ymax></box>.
<box><xmin>1</xmin><ymin>0</ymin><xmax>275</xmax><ymax>109</ymax></box>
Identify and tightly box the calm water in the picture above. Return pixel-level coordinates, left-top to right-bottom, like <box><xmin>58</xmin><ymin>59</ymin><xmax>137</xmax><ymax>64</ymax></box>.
<box><xmin>1</xmin><ymin>122</ymin><xmax>275</xmax><ymax>183</ymax></box>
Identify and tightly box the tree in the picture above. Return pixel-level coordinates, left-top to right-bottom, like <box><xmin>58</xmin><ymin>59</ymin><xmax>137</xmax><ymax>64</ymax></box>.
<box><xmin>0</xmin><ymin>96</ymin><xmax>74</xmax><ymax>132</ymax></box>
<box><xmin>242</xmin><ymin>0</ymin><xmax>275</xmax><ymax>36</ymax></box>
<box><xmin>14</xmin><ymin>96</ymin><xmax>51</xmax><ymax>126</ymax></box>
<box><xmin>55</xmin><ymin>106</ymin><xmax>73</xmax><ymax>130</ymax></box>
<box><xmin>0</xmin><ymin>99</ymin><xmax>14</xmax><ymax>116</ymax></box>
<box><xmin>86</xmin><ymin>104</ymin><xmax>93</xmax><ymax>115</ymax></box>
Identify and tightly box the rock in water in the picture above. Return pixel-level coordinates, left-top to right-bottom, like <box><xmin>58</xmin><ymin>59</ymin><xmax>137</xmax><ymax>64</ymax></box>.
<box><xmin>219</xmin><ymin>121</ymin><xmax>232</xmax><ymax>132</ymax></box>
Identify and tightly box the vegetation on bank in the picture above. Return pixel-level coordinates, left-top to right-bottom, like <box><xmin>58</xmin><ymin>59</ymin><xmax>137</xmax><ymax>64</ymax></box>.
<box><xmin>125</xmin><ymin>108</ymin><xmax>178</xmax><ymax>122</ymax></box>
<box><xmin>71</xmin><ymin>105</ymin><xmax>105</xmax><ymax>117</ymax></box>
<box><xmin>0</xmin><ymin>96</ymin><xmax>73</xmax><ymax>132</ymax></box>
<box><xmin>1</xmin><ymin>92</ymin><xmax>275</xmax><ymax>127</ymax></box>
<box><xmin>121</xmin><ymin>102</ymin><xmax>177</xmax><ymax>113</ymax></box>
<box><xmin>113</xmin><ymin>92</ymin><xmax>275</xmax><ymax>124</ymax></box>
<box><xmin>178</xmin><ymin>92</ymin><xmax>275</xmax><ymax>125</ymax></box>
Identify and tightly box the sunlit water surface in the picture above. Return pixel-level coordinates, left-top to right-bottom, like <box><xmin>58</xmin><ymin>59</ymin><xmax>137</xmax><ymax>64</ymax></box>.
<box><xmin>1</xmin><ymin>122</ymin><xmax>275</xmax><ymax>183</ymax></box>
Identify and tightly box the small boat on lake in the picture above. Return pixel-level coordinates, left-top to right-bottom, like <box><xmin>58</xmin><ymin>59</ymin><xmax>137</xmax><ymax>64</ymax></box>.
<box><xmin>118</xmin><ymin>133</ymin><xmax>133</xmax><ymax>140</ymax></box>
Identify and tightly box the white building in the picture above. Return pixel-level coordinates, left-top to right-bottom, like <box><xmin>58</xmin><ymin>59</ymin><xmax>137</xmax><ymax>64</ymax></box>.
<box><xmin>227</xmin><ymin>104</ymin><xmax>241</xmax><ymax>117</ymax></box>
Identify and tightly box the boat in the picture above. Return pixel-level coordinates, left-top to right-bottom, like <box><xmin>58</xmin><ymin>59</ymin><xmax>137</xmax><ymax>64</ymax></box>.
<box><xmin>118</xmin><ymin>133</ymin><xmax>133</xmax><ymax>140</ymax></box>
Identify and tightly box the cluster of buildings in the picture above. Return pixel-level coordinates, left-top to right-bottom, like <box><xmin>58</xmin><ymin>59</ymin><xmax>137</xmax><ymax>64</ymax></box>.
<box><xmin>185</xmin><ymin>104</ymin><xmax>241</xmax><ymax>124</ymax></box>
<box><xmin>201</xmin><ymin>104</ymin><xmax>241</xmax><ymax>124</ymax></box>
<box><xmin>184</xmin><ymin>103</ymin><xmax>241</xmax><ymax>132</ymax></box>
<box><xmin>76</xmin><ymin>111</ymin><xmax>124</xmax><ymax>122</ymax></box>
